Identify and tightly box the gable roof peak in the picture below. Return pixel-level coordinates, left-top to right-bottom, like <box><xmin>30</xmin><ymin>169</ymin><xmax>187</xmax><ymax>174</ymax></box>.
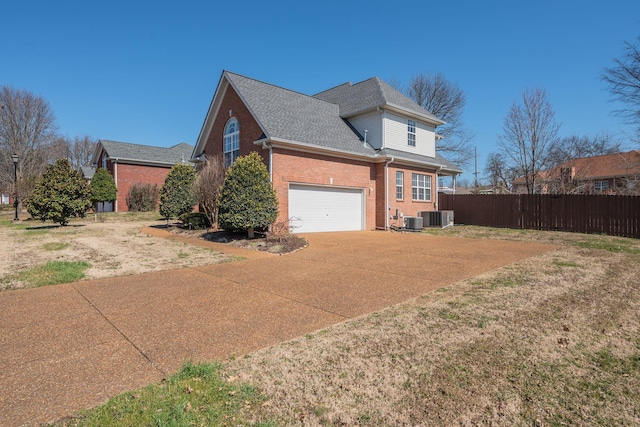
<box><xmin>313</xmin><ymin>76</ymin><xmax>444</xmax><ymax>125</ymax></box>
<box><xmin>224</xmin><ymin>70</ymin><xmax>318</xmax><ymax>102</ymax></box>
<box><xmin>215</xmin><ymin>70</ymin><xmax>371</xmax><ymax>156</ymax></box>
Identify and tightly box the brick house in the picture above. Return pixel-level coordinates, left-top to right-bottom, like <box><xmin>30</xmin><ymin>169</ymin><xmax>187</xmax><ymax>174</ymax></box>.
<box><xmin>191</xmin><ymin>71</ymin><xmax>462</xmax><ymax>233</ymax></box>
<box><xmin>513</xmin><ymin>150</ymin><xmax>640</xmax><ymax>195</ymax></box>
<box><xmin>92</xmin><ymin>140</ymin><xmax>194</xmax><ymax>212</ymax></box>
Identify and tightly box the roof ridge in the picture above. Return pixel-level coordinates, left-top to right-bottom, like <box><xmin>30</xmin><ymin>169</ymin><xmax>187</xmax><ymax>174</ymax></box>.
<box><xmin>101</xmin><ymin>140</ymin><xmax>192</xmax><ymax>150</ymax></box>
<box><xmin>565</xmin><ymin>150</ymin><xmax>639</xmax><ymax>163</ymax></box>
<box><xmin>225</xmin><ymin>70</ymin><xmax>335</xmax><ymax>106</ymax></box>
<box><xmin>313</xmin><ymin>81</ymin><xmax>353</xmax><ymax>96</ymax></box>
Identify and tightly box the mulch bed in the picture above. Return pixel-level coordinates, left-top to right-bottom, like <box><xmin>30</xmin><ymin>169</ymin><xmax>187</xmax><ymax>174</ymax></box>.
<box><xmin>171</xmin><ymin>227</ymin><xmax>307</xmax><ymax>254</ymax></box>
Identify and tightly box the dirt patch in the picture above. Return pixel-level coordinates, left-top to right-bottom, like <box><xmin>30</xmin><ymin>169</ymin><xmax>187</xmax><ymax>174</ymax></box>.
<box><xmin>0</xmin><ymin>212</ymin><xmax>236</xmax><ymax>291</ymax></box>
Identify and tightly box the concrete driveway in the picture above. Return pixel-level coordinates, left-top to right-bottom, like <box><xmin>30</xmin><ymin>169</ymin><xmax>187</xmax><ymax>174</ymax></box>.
<box><xmin>0</xmin><ymin>230</ymin><xmax>556</xmax><ymax>426</ymax></box>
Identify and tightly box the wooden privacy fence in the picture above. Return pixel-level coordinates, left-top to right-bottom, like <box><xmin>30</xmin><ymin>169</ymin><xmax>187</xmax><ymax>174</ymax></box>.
<box><xmin>438</xmin><ymin>194</ymin><xmax>640</xmax><ymax>239</ymax></box>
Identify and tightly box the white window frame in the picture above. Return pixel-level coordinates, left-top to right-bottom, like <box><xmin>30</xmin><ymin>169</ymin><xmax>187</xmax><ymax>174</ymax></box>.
<box><xmin>408</xmin><ymin>119</ymin><xmax>416</xmax><ymax>147</ymax></box>
<box><xmin>223</xmin><ymin>118</ymin><xmax>240</xmax><ymax>167</ymax></box>
<box><xmin>594</xmin><ymin>180</ymin><xmax>609</xmax><ymax>193</ymax></box>
<box><xmin>412</xmin><ymin>173</ymin><xmax>432</xmax><ymax>201</ymax></box>
<box><xmin>102</xmin><ymin>152</ymin><xmax>107</xmax><ymax>169</ymax></box>
<box><xmin>396</xmin><ymin>171</ymin><xmax>404</xmax><ymax>200</ymax></box>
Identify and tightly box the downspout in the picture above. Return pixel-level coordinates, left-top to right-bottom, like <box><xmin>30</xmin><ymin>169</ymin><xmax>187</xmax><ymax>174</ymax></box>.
<box><xmin>261</xmin><ymin>141</ymin><xmax>274</xmax><ymax>234</ymax></box>
<box><xmin>379</xmin><ymin>106</ymin><xmax>393</xmax><ymax>229</ymax></box>
<box><xmin>385</xmin><ymin>157</ymin><xmax>395</xmax><ymax>230</ymax></box>
<box><xmin>262</xmin><ymin>141</ymin><xmax>273</xmax><ymax>181</ymax></box>
<box><xmin>435</xmin><ymin>166</ymin><xmax>443</xmax><ymax>211</ymax></box>
<box><xmin>113</xmin><ymin>159</ymin><xmax>118</xmax><ymax>212</ymax></box>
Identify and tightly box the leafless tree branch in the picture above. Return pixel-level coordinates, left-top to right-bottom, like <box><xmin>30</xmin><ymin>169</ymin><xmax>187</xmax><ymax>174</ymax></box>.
<box><xmin>401</xmin><ymin>73</ymin><xmax>475</xmax><ymax>167</ymax></box>
<box><xmin>498</xmin><ymin>87</ymin><xmax>560</xmax><ymax>194</ymax></box>
<box><xmin>601</xmin><ymin>36</ymin><xmax>640</xmax><ymax>135</ymax></box>
<box><xmin>0</xmin><ymin>86</ymin><xmax>58</xmax><ymax>200</ymax></box>
<box><xmin>193</xmin><ymin>154</ymin><xmax>225</xmax><ymax>228</ymax></box>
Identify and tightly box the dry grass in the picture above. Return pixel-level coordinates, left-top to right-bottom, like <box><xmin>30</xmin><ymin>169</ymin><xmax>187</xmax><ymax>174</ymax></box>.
<box><xmin>0</xmin><ymin>211</ymin><xmax>235</xmax><ymax>291</ymax></box>
<box><xmin>225</xmin><ymin>227</ymin><xmax>640</xmax><ymax>426</ymax></box>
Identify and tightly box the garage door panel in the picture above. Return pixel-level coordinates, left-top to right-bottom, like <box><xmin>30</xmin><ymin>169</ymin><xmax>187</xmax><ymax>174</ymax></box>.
<box><xmin>289</xmin><ymin>185</ymin><xmax>364</xmax><ymax>233</ymax></box>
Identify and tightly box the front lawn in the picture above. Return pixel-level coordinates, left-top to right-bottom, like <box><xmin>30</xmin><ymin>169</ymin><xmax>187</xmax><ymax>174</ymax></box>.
<box><xmin>0</xmin><ymin>210</ymin><xmax>235</xmax><ymax>291</ymax></box>
<box><xmin>51</xmin><ymin>226</ymin><xmax>640</xmax><ymax>426</ymax></box>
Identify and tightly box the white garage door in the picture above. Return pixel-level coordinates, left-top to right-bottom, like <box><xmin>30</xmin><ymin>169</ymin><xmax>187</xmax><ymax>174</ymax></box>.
<box><xmin>288</xmin><ymin>184</ymin><xmax>364</xmax><ymax>233</ymax></box>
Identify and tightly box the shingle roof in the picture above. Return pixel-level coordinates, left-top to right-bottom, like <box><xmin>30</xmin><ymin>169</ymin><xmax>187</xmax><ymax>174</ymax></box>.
<box><xmin>380</xmin><ymin>148</ymin><xmax>464</xmax><ymax>173</ymax></box>
<box><xmin>314</xmin><ymin>77</ymin><xmax>444</xmax><ymax>124</ymax></box>
<box><xmin>559</xmin><ymin>150</ymin><xmax>640</xmax><ymax>179</ymax></box>
<box><xmin>219</xmin><ymin>71</ymin><xmax>459</xmax><ymax>174</ymax></box>
<box><xmin>80</xmin><ymin>165</ymin><xmax>96</xmax><ymax>179</ymax></box>
<box><xmin>100</xmin><ymin>140</ymin><xmax>194</xmax><ymax>165</ymax></box>
<box><xmin>513</xmin><ymin>150</ymin><xmax>640</xmax><ymax>184</ymax></box>
<box><xmin>225</xmin><ymin>72</ymin><xmax>373</xmax><ymax>156</ymax></box>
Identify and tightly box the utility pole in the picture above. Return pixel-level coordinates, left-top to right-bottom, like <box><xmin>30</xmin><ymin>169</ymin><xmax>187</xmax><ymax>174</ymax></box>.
<box><xmin>473</xmin><ymin>146</ymin><xmax>479</xmax><ymax>188</ymax></box>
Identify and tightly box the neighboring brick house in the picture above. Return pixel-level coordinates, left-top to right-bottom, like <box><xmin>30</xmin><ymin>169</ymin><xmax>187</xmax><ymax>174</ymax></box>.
<box><xmin>513</xmin><ymin>150</ymin><xmax>640</xmax><ymax>195</ymax></box>
<box><xmin>191</xmin><ymin>71</ymin><xmax>462</xmax><ymax>233</ymax></box>
<box><xmin>92</xmin><ymin>140</ymin><xmax>194</xmax><ymax>212</ymax></box>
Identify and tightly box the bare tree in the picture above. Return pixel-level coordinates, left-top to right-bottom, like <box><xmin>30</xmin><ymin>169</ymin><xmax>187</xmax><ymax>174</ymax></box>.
<box><xmin>0</xmin><ymin>86</ymin><xmax>58</xmax><ymax>201</ymax></box>
<box><xmin>403</xmin><ymin>72</ymin><xmax>474</xmax><ymax>167</ymax></box>
<box><xmin>601</xmin><ymin>36</ymin><xmax>640</xmax><ymax>136</ymax></box>
<box><xmin>49</xmin><ymin>137</ymin><xmax>71</xmax><ymax>162</ymax></box>
<box><xmin>498</xmin><ymin>87</ymin><xmax>560</xmax><ymax>194</ymax></box>
<box><xmin>53</xmin><ymin>135</ymin><xmax>97</xmax><ymax>170</ymax></box>
<box><xmin>193</xmin><ymin>155</ymin><xmax>225</xmax><ymax>228</ymax></box>
<box><xmin>484</xmin><ymin>152</ymin><xmax>517</xmax><ymax>192</ymax></box>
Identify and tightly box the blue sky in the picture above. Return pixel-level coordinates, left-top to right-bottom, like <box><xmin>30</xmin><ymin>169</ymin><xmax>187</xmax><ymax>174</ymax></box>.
<box><xmin>2</xmin><ymin>0</ymin><xmax>639</xmax><ymax>183</ymax></box>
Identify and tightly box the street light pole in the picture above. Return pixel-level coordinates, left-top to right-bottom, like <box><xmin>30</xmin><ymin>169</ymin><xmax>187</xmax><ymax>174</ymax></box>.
<box><xmin>11</xmin><ymin>153</ymin><xmax>19</xmax><ymax>222</ymax></box>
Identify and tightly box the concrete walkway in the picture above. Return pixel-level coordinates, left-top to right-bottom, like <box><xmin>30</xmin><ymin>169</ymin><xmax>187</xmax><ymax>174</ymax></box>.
<box><xmin>0</xmin><ymin>231</ymin><xmax>556</xmax><ymax>426</ymax></box>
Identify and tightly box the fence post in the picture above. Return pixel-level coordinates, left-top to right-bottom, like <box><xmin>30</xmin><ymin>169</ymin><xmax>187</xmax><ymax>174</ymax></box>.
<box><xmin>519</xmin><ymin>194</ymin><xmax>524</xmax><ymax>229</ymax></box>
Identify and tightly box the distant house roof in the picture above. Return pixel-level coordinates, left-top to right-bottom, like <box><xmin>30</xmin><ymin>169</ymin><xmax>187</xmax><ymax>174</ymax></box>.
<box><xmin>80</xmin><ymin>165</ymin><xmax>96</xmax><ymax>180</ymax></box>
<box><xmin>195</xmin><ymin>71</ymin><xmax>461</xmax><ymax>175</ymax></box>
<box><xmin>94</xmin><ymin>140</ymin><xmax>194</xmax><ymax>167</ymax></box>
<box><xmin>513</xmin><ymin>150</ymin><xmax>640</xmax><ymax>184</ymax></box>
<box><xmin>557</xmin><ymin>150</ymin><xmax>640</xmax><ymax>180</ymax></box>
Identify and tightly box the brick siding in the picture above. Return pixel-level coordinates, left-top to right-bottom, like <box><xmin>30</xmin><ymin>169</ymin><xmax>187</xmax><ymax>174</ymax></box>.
<box><xmin>113</xmin><ymin>163</ymin><xmax>170</xmax><ymax>212</ymax></box>
<box><xmin>201</xmin><ymin>86</ymin><xmax>268</xmax><ymax>165</ymax></box>
<box><xmin>387</xmin><ymin>164</ymin><xmax>437</xmax><ymax>227</ymax></box>
<box><xmin>272</xmin><ymin>148</ymin><xmax>378</xmax><ymax>230</ymax></box>
<box><xmin>95</xmin><ymin>146</ymin><xmax>184</xmax><ymax>212</ymax></box>
<box><xmin>201</xmin><ymin>85</ymin><xmax>439</xmax><ymax>230</ymax></box>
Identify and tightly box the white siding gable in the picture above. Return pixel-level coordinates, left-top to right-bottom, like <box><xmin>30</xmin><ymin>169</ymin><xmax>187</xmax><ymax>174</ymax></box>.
<box><xmin>383</xmin><ymin>111</ymin><xmax>436</xmax><ymax>158</ymax></box>
<box><xmin>347</xmin><ymin>111</ymin><xmax>383</xmax><ymax>149</ymax></box>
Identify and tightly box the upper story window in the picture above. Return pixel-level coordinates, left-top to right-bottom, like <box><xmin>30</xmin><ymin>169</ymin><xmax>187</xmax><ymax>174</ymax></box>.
<box><xmin>396</xmin><ymin>171</ymin><xmax>404</xmax><ymax>200</ymax></box>
<box><xmin>102</xmin><ymin>152</ymin><xmax>107</xmax><ymax>169</ymax></box>
<box><xmin>412</xmin><ymin>173</ymin><xmax>431</xmax><ymax>201</ymax></box>
<box><xmin>224</xmin><ymin>118</ymin><xmax>240</xmax><ymax>167</ymax></box>
<box><xmin>407</xmin><ymin>119</ymin><xmax>416</xmax><ymax>147</ymax></box>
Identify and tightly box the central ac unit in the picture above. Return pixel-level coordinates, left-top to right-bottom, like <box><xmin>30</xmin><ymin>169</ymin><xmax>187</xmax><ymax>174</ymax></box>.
<box><xmin>404</xmin><ymin>216</ymin><xmax>423</xmax><ymax>230</ymax></box>
<box><xmin>418</xmin><ymin>210</ymin><xmax>454</xmax><ymax>228</ymax></box>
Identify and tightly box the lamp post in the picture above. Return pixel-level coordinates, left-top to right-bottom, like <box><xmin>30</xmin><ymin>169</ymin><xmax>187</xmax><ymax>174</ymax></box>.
<box><xmin>11</xmin><ymin>153</ymin><xmax>18</xmax><ymax>222</ymax></box>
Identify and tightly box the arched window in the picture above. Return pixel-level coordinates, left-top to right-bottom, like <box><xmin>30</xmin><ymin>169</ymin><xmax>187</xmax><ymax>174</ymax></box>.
<box><xmin>102</xmin><ymin>152</ymin><xmax>107</xmax><ymax>169</ymax></box>
<box><xmin>224</xmin><ymin>118</ymin><xmax>240</xmax><ymax>167</ymax></box>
